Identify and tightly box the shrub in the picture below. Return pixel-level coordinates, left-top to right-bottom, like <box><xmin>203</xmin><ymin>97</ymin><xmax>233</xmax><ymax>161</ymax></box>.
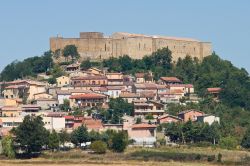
<box><xmin>90</xmin><ymin>141</ymin><xmax>107</xmax><ymax>154</ymax></box>
<box><xmin>217</xmin><ymin>153</ymin><xmax>222</xmax><ymax>163</ymax></box>
<box><xmin>194</xmin><ymin>141</ymin><xmax>212</xmax><ymax>147</ymax></box>
<box><xmin>2</xmin><ymin>135</ymin><xmax>15</xmax><ymax>158</ymax></box>
<box><xmin>207</xmin><ymin>155</ymin><xmax>215</xmax><ymax>162</ymax></box>
<box><xmin>219</xmin><ymin>136</ymin><xmax>238</xmax><ymax>150</ymax></box>
<box><xmin>241</xmin><ymin>128</ymin><xmax>250</xmax><ymax>149</ymax></box>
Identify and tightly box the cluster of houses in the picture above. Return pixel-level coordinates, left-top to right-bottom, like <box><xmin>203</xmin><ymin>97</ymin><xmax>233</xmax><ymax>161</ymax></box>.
<box><xmin>0</xmin><ymin>64</ymin><xmax>221</xmax><ymax>146</ymax></box>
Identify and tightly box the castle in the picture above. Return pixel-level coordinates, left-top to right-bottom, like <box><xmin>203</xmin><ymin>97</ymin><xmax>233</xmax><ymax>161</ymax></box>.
<box><xmin>50</xmin><ymin>32</ymin><xmax>212</xmax><ymax>62</ymax></box>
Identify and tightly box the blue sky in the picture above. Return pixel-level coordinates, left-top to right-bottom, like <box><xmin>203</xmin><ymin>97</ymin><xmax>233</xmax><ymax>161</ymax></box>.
<box><xmin>0</xmin><ymin>0</ymin><xmax>249</xmax><ymax>72</ymax></box>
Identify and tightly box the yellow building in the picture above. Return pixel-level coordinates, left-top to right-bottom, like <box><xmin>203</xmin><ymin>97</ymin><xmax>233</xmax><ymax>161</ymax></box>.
<box><xmin>2</xmin><ymin>80</ymin><xmax>47</xmax><ymax>102</ymax></box>
<box><xmin>56</xmin><ymin>76</ymin><xmax>70</xmax><ymax>87</ymax></box>
<box><xmin>0</xmin><ymin>106</ymin><xmax>22</xmax><ymax>117</ymax></box>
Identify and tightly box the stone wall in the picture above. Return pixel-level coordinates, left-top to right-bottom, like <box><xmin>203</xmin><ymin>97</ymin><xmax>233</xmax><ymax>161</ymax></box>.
<box><xmin>50</xmin><ymin>32</ymin><xmax>212</xmax><ymax>62</ymax></box>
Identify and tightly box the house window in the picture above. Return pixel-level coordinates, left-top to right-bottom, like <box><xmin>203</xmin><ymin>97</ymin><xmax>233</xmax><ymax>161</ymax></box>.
<box><xmin>11</xmin><ymin>95</ymin><xmax>14</xmax><ymax>98</ymax></box>
<box><xmin>5</xmin><ymin>95</ymin><xmax>8</xmax><ymax>98</ymax></box>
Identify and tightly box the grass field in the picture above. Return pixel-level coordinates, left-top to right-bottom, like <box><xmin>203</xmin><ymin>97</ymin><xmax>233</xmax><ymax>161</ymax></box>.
<box><xmin>1</xmin><ymin>146</ymin><xmax>250</xmax><ymax>166</ymax></box>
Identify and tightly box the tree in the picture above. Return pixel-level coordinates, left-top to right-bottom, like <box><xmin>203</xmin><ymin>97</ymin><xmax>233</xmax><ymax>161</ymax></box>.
<box><xmin>119</xmin><ymin>55</ymin><xmax>133</xmax><ymax>72</ymax></box>
<box><xmin>90</xmin><ymin>140</ymin><xmax>107</xmax><ymax>154</ymax></box>
<box><xmin>59</xmin><ymin>99</ymin><xmax>70</xmax><ymax>111</ymax></box>
<box><xmin>241</xmin><ymin>128</ymin><xmax>250</xmax><ymax>149</ymax></box>
<box><xmin>101</xmin><ymin>98</ymin><xmax>134</xmax><ymax>124</ymax></box>
<box><xmin>63</xmin><ymin>45</ymin><xmax>79</xmax><ymax>62</ymax></box>
<box><xmin>2</xmin><ymin>135</ymin><xmax>15</xmax><ymax>158</ymax></box>
<box><xmin>71</xmin><ymin>125</ymin><xmax>89</xmax><ymax>146</ymax></box>
<box><xmin>111</xmin><ymin>131</ymin><xmax>128</xmax><ymax>152</ymax></box>
<box><xmin>58</xmin><ymin>129</ymin><xmax>70</xmax><ymax>147</ymax></box>
<box><xmin>48</xmin><ymin>130</ymin><xmax>60</xmax><ymax>151</ymax></box>
<box><xmin>13</xmin><ymin>115</ymin><xmax>49</xmax><ymax>156</ymax></box>
<box><xmin>80</xmin><ymin>59</ymin><xmax>92</xmax><ymax>70</ymax></box>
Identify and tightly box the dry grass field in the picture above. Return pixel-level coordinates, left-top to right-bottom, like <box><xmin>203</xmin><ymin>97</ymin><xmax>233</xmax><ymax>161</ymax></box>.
<box><xmin>0</xmin><ymin>146</ymin><xmax>250</xmax><ymax>166</ymax></box>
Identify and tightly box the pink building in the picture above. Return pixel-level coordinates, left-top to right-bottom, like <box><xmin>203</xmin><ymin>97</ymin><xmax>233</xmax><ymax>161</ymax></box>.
<box><xmin>178</xmin><ymin>109</ymin><xmax>204</xmax><ymax>122</ymax></box>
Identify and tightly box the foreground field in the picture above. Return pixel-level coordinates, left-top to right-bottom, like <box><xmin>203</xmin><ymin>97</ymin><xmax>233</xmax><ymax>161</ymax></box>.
<box><xmin>1</xmin><ymin>146</ymin><xmax>250</xmax><ymax>166</ymax></box>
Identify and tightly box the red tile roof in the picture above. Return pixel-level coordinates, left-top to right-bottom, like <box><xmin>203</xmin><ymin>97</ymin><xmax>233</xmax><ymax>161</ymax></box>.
<box><xmin>169</xmin><ymin>84</ymin><xmax>193</xmax><ymax>88</ymax></box>
<box><xmin>160</xmin><ymin>77</ymin><xmax>182</xmax><ymax>83</ymax></box>
<box><xmin>69</xmin><ymin>93</ymin><xmax>106</xmax><ymax>99</ymax></box>
<box><xmin>207</xmin><ymin>88</ymin><xmax>222</xmax><ymax>93</ymax></box>
<box><xmin>83</xmin><ymin>117</ymin><xmax>103</xmax><ymax>130</ymax></box>
<box><xmin>170</xmin><ymin>89</ymin><xmax>184</xmax><ymax>94</ymax></box>
<box><xmin>178</xmin><ymin>109</ymin><xmax>204</xmax><ymax>115</ymax></box>
<box><xmin>132</xmin><ymin>123</ymin><xmax>157</xmax><ymax>129</ymax></box>
<box><xmin>71</xmin><ymin>75</ymin><xmax>107</xmax><ymax>80</ymax></box>
<box><xmin>64</xmin><ymin>115</ymin><xmax>74</xmax><ymax>120</ymax></box>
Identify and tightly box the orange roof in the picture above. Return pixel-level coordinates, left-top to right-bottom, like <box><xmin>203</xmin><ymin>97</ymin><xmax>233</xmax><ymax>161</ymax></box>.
<box><xmin>1</xmin><ymin>106</ymin><xmax>21</xmax><ymax>111</ymax></box>
<box><xmin>170</xmin><ymin>89</ymin><xmax>184</xmax><ymax>94</ymax></box>
<box><xmin>64</xmin><ymin>115</ymin><xmax>74</xmax><ymax>120</ymax></box>
<box><xmin>132</xmin><ymin>123</ymin><xmax>157</xmax><ymax>129</ymax></box>
<box><xmin>69</xmin><ymin>93</ymin><xmax>106</xmax><ymax>99</ymax></box>
<box><xmin>160</xmin><ymin>77</ymin><xmax>182</xmax><ymax>83</ymax></box>
<box><xmin>178</xmin><ymin>109</ymin><xmax>204</xmax><ymax>115</ymax></box>
<box><xmin>207</xmin><ymin>88</ymin><xmax>222</xmax><ymax>93</ymax></box>
<box><xmin>135</xmin><ymin>73</ymin><xmax>145</xmax><ymax>78</ymax></box>
<box><xmin>169</xmin><ymin>84</ymin><xmax>193</xmax><ymax>88</ymax></box>
<box><xmin>83</xmin><ymin>117</ymin><xmax>103</xmax><ymax>130</ymax></box>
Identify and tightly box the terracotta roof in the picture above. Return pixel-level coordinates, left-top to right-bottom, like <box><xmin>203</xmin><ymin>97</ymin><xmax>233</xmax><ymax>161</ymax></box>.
<box><xmin>47</xmin><ymin>112</ymin><xmax>67</xmax><ymax>117</ymax></box>
<box><xmin>132</xmin><ymin>123</ymin><xmax>157</xmax><ymax>129</ymax></box>
<box><xmin>5</xmin><ymin>80</ymin><xmax>46</xmax><ymax>86</ymax></box>
<box><xmin>178</xmin><ymin>109</ymin><xmax>204</xmax><ymax>115</ymax></box>
<box><xmin>106</xmin><ymin>86</ymin><xmax>125</xmax><ymax>90</ymax></box>
<box><xmin>82</xmin><ymin>117</ymin><xmax>103</xmax><ymax>130</ymax></box>
<box><xmin>69</xmin><ymin>93</ymin><xmax>106</xmax><ymax>99</ymax></box>
<box><xmin>135</xmin><ymin>73</ymin><xmax>145</xmax><ymax>78</ymax></box>
<box><xmin>207</xmin><ymin>88</ymin><xmax>222</xmax><ymax>93</ymax></box>
<box><xmin>0</xmin><ymin>106</ymin><xmax>21</xmax><ymax>111</ymax></box>
<box><xmin>56</xmin><ymin>89</ymin><xmax>92</xmax><ymax>95</ymax></box>
<box><xmin>36</xmin><ymin>98</ymin><xmax>57</xmax><ymax>101</ymax></box>
<box><xmin>169</xmin><ymin>84</ymin><xmax>193</xmax><ymax>88</ymax></box>
<box><xmin>139</xmin><ymin>92</ymin><xmax>156</xmax><ymax>98</ymax></box>
<box><xmin>64</xmin><ymin>115</ymin><xmax>74</xmax><ymax>120</ymax></box>
<box><xmin>5</xmin><ymin>85</ymin><xmax>28</xmax><ymax>89</ymax></box>
<box><xmin>119</xmin><ymin>93</ymin><xmax>140</xmax><ymax>98</ymax></box>
<box><xmin>71</xmin><ymin>75</ymin><xmax>107</xmax><ymax>80</ymax></box>
<box><xmin>158</xmin><ymin>114</ymin><xmax>182</xmax><ymax>121</ymax></box>
<box><xmin>170</xmin><ymin>89</ymin><xmax>184</xmax><ymax>94</ymax></box>
<box><xmin>160</xmin><ymin>77</ymin><xmax>182</xmax><ymax>83</ymax></box>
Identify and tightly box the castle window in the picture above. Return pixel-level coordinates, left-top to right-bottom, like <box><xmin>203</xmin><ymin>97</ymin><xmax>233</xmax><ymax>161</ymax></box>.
<box><xmin>105</xmin><ymin>44</ymin><xmax>107</xmax><ymax>51</ymax></box>
<box><xmin>194</xmin><ymin>47</ymin><xmax>196</xmax><ymax>51</ymax></box>
<box><xmin>139</xmin><ymin>43</ymin><xmax>141</xmax><ymax>50</ymax></box>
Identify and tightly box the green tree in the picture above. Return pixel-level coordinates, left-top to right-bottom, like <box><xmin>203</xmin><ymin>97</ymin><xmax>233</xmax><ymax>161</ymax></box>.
<box><xmin>58</xmin><ymin>129</ymin><xmax>70</xmax><ymax>147</ymax></box>
<box><xmin>2</xmin><ymin>135</ymin><xmax>15</xmax><ymax>158</ymax></box>
<box><xmin>71</xmin><ymin>125</ymin><xmax>89</xmax><ymax>146</ymax></box>
<box><xmin>48</xmin><ymin>130</ymin><xmax>60</xmax><ymax>151</ymax></box>
<box><xmin>241</xmin><ymin>128</ymin><xmax>250</xmax><ymax>149</ymax></box>
<box><xmin>13</xmin><ymin>115</ymin><xmax>49</xmax><ymax>155</ymax></box>
<box><xmin>63</xmin><ymin>45</ymin><xmax>80</xmax><ymax>62</ymax></box>
<box><xmin>59</xmin><ymin>99</ymin><xmax>70</xmax><ymax>111</ymax></box>
<box><xmin>111</xmin><ymin>131</ymin><xmax>128</xmax><ymax>152</ymax></box>
<box><xmin>80</xmin><ymin>59</ymin><xmax>92</xmax><ymax>70</ymax></box>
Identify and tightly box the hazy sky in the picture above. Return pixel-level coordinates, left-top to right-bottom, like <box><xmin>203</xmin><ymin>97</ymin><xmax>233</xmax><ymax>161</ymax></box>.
<box><xmin>0</xmin><ymin>0</ymin><xmax>249</xmax><ymax>72</ymax></box>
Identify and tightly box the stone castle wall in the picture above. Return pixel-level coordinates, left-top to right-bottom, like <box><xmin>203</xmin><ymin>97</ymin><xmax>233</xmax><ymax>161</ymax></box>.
<box><xmin>50</xmin><ymin>32</ymin><xmax>212</xmax><ymax>62</ymax></box>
